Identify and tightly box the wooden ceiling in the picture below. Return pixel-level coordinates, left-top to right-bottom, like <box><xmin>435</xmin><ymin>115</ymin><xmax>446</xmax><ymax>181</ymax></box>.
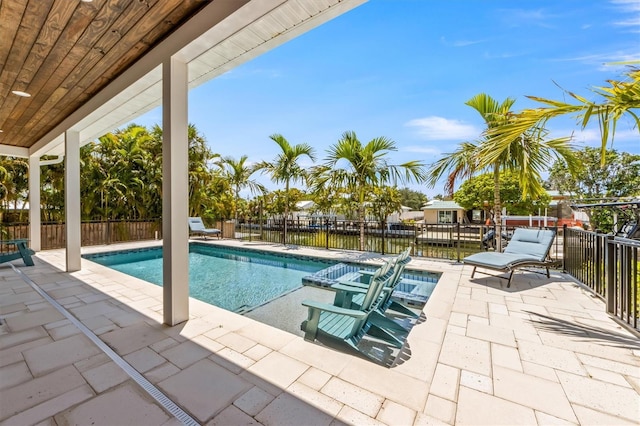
<box><xmin>0</xmin><ymin>0</ymin><xmax>209</xmax><ymax>151</ymax></box>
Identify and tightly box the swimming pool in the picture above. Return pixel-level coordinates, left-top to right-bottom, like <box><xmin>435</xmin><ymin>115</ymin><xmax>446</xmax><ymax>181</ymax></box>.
<box><xmin>83</xmin><ymin>243</ymin><xmax>335</xmax><ymax>313</ymax></box>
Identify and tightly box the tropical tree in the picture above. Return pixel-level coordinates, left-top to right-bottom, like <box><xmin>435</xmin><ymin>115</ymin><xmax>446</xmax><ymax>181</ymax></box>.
<box><xmin>313</xmin><ymin>131</ymin><xmax>426</xmax><ymax>250</ymax></box>
<box><xmin>0</xmin><ymin>156</ymin><xmax>29</xmax><ymax>221</ymax></box>
<box><xmin>545</xmin><ymin>147</ymin><xmax>640</xmax><ymax>230</ymax></box>
<box><xmin>217</xmin><ymin>155</ymin><xmax>264</xmax><ymax>223</ymax></box>
<box><xmin>0</xmin><ymin>161</ymin><xmax>8</xmax><ymax>223</ymax></box>
<box><xmin>398</xmin><ymin>187</ymin><xmax>428</xmax><ymax>210</ymax></box>
<box><xmin>368</xmin><ymin>186</ymin><xmax>403</xmax><ymax>224</ymax></box>
<box><xmin>488</xmin><ymin>67</ymin><xmax>640</xmax><ymax>160</ymax></box>
<box><xmin>427</xmin><ymin>93</ymin><xmax>578</xmax><ymax>250</ymax></box>
<box><xmin>308</xmin><ymin>185</ymin><xmax>346</xmax><ymax>217</ymax></box>
<box><xmin>257</xmin><ymin>134</ymin><xmax>316</xmax><ymax>244</ymax></box>
<box><xmin>150</xmin><ymin>123</ymin><xmax>223</xmax><ymax>220</ymax></box>
<box><xmin>261</xmin><ymin>188</ymin><xmax>305</xmax><ymax>220</ymax></box>
<box><xmin>546</xmin><ymin>147</ymin><xmax>640</xmax><ymax>199</ymax></box>
<box><xmin>40</xmin><ymin>160</ymin><xmax>65</xmax><ymax>221</ymax></box>
<box><xmin>454</xmin><ymin>171</ymin><xmax>551</xmax><ymax>216</ymax></box>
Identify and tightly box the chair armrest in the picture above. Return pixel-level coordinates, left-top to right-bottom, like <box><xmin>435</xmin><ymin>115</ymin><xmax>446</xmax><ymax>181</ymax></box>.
<box><xmin>0</xmin><ymin>239</ymin><xmax>29</xmax><ymax>245</ymax></box>
<box><xmin>333</xmin><ymin>283</ymin><xmax>368</xmax><ymax>293</ymax></box>
<box><xmin>301</xmin><ymin>300</ymin><xmax>367</xmax><ymax>319</ymax></box>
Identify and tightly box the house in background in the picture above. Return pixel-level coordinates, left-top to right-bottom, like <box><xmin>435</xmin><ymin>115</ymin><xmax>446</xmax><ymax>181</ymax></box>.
<box><xmin>291</xmin><ymin>200</ymin><xmax>316</xmax><ymax>220</ymax></box>
<box><xmin>422</xmin><ymin>200</ymin><xmax>466</xmax><ymax>224</ymax></box>
<box><xmin>386</xmin><ymin>205</ymin><xmax>413</xmax><ymax>223</ymax></box>
<box><xmin>399</xmin><ymin>207</ymin><xmax>424</xmax><ymax>222</ymax></box>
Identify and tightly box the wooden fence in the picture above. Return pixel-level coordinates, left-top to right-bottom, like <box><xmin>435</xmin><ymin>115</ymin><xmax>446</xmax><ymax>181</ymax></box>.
<box><xmin>0</xmin><ymin>219</ymin><xmax>162</xmax><ymax>250</ymax></box>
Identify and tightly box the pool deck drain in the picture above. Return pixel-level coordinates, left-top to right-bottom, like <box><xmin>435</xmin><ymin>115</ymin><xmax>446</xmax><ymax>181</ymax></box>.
<box><xmin>9</xmin><ymin>263</ymin><xmax>200</xmax><ymax>426</ymax></box>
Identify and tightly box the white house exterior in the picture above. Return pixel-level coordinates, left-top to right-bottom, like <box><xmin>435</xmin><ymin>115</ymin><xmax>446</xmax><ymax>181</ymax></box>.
<box><xmin>422</xmin><ymin>200</ymin><xmax>466</xmax><ymax>224</ymax></box>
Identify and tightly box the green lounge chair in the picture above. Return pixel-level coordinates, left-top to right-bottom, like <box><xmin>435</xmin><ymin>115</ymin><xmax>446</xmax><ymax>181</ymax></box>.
<box><xmin>332</xmin><ymin>247</ymin><xmax>416</xmax><ymax>333</ymax></box>
<box><xmin>463</xmin><ymin>228</ymin><xmax>556</xmax><ymax>287</ymax></box>
<box><xmin>301</xmin><ymin>260</ymin><xmax>403</xmax><ymax>360</ymax></box>
<box><xmin>188</xmin><ymin>217</ymin><xmax>221</xmax><ymax>239</ymax></box>
<box><xmin>0</xmin><ymin>239</ymin><xmax>35</xmax><ymax>267</ymax></box>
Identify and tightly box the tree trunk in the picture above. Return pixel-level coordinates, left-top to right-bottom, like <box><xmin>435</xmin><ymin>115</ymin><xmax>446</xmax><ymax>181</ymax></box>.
<box><xmin>493</xmin><ymin>166</ymin><xmax>503</xmax><ymax>252</ymax></box>
<box><xmin>283</xmin><ymin>181</ymin><xmax>289</xmax><ymax>245</ymax></box>
<box><xmin>234</xmin><ymin>187</ymin><xmax>239</xmax><ymax>223</ymax></box>
<box><xmin>358</xmin><ymin>204</ymin><xmax>365</xmax><ymax>251</ymax></box>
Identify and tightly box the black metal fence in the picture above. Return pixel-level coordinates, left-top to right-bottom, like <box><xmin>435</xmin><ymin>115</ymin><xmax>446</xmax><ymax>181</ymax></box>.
<box><xmin>236</xmin><ymin>219</ymin><xmax>562</xmax><ymax>263</ymax></box>
<box><xmin>564</xmin><ymin>226</ymin><xmax>639</xmax><ymax>331</ymax></box>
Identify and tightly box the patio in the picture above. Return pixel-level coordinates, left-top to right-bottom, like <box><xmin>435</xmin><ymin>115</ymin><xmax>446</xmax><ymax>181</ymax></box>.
<box><xmin>1</xmin><ymin>241</ymin><xmax>638</xmax><ymax>425</ymax></box>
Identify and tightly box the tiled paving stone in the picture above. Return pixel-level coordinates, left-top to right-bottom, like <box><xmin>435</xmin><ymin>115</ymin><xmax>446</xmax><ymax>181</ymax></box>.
<box><xmin>53</xmin><ymin>384</ymin><xmax>171</xmax><ymax>425</ymax></box>
<box><xmin>255</xmin><ymin>392</ymin><xmax>335</xmax><ymax>426</ymax></box>
<box><xmin>99</xmin><ymin>322</ymin><xmax>168</xmax><ymax>355</ymax></box>
<box><xmin>1</xmin><ymin>242</ymin><xmax>638</xmax><ymax>426</ymax></box>
<box><xmin>23</xmin><ymin>334</ymin><xmax>102</xmax><ymax>377</ymax></box>
<box><xmin>233</xmin><ymin>386</ymin><xmax>276</xmax><ymax>416</ymax></box>
<box><xmin>158</xmin><ymin>358</ymin><xmax>253</xmax><ymax>423</ymax></box>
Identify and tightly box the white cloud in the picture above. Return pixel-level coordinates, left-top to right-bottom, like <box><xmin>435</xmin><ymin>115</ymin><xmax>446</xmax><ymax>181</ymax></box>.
<box><xmin>403</xmin><ymin>145</ymin><xmax>442</xmax><ymax>155</ymax></box>
<box><xmin>440</xmin><ymin>36</ymin><xmax>488</xmax><ymax>47</ymax></box>
<box><xmin>550</xmin><ymin>127</ymin><xmax>639</xmax><ymax>148</ymax></box>
<box><xmin>405</xmin><ymin>116</ymin><xmax>479</xmax><ymax>140</ymax></box>
<box><xmin>496</xmin><ymin>8</ymin><xmax>557</xmax><ymax>29</ymax></box>
<box><xmin>611</xmin><ymin>0</ymin><xmax>640</xmax><ymax>30</ymax></box>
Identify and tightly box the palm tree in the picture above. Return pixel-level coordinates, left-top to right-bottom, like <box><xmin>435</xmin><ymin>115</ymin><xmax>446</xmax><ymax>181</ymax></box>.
<box><xmin>314</xmin><ymin>131</ymin><xmax>425</xmax><ymax>251</ymax></box>
<box><xmin>257</xmin><ymin>134</ymin><xmax>316</xmax><ymax>244</ymax></box>
<box><xmin>487</xmin><ymin>67</ymin><xmax>640</xmax><ymax>161</ymax></box>
<box><xmin>217</xmin><ymin>155</ymin><xmax>264</xmax><ymax>223</ymax></box>
<box><xmin>427</xmin><ymin>93</ymin><xmax>578</xmax><ymax>251</ymax></box>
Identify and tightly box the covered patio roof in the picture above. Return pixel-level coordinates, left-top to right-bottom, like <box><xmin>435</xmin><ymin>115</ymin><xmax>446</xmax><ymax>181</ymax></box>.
<box><xmin>0</xmin><ymin>0</ymin><xmax>367</xmax><ymax>158</ymax></box>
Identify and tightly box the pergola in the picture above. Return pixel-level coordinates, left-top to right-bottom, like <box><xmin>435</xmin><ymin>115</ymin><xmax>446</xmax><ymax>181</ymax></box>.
<box><xmin>0</xmin><ymin>0</ymin><xmax>366</xmax><ymax>325</ymax></box>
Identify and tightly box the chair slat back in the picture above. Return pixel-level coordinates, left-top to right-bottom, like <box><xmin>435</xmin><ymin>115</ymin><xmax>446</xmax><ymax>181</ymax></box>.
<box><xmin>188</xmin><ymin>217</ymin><xmax>206</xmax><ymax>232</ymax></box>
<box><xmin>360</xmin><ymin>260</ymin><xmax>392</xmax><ymax>311</ymax></box>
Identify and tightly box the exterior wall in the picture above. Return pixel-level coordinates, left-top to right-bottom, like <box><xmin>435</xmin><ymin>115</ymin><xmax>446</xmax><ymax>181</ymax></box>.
<box><xmin>423</xmin><ymin>209</ymin><xmax>466</xmax><ymax>224</ymax></box>
<box><xmin>423</xmin><ymin>210</ymin><xmax>438</xmax><ymax>223</ymax></box>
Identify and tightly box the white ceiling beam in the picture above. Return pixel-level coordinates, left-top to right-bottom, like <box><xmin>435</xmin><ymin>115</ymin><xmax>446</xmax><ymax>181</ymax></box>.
<box><xmin>0</xmin><ymin>144</ymin><xmax>29</xmax><ymax>158</ymax></box>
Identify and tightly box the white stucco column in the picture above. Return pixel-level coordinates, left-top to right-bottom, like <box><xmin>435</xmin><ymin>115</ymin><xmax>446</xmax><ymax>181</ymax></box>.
<box><xmin>28</xmin><ymin>155</ymin><xmax>41</xmax><ymax>251</ymax></box>
<box><xmin>162</xmin><ymin>56</ymin><xmax>189</xmax><ymax>326</ymax></box>
<box><xmin>65</xmin><ymin>130</ymin><xmax>81</xmax><ymax>271</ymax></box>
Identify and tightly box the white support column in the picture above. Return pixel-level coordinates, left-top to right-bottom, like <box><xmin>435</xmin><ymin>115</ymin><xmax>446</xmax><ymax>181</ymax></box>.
<box><xmin>28</xmin><ymin>155</ymin><xmax>41</xmax><ymax>251</ymax></box>
<box><xmin>162</xmin><ymin>56</ymin><xmax>189</xmax><ymax>326</ymax></box>
<box><xmin>65</xmin><ymin>130</ymin><xmax>81</xmax><ymax>272</ymax></box>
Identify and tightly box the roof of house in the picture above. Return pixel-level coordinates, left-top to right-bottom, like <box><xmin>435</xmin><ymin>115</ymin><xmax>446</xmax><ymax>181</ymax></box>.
<box><xmin>421</xmin><ymin>200</ymin><xmax>464</xmax><ymax>210</ymax></box>
<box><xmin>296</xmin><ymin>200</ymin><xmax>315</xmax><ymax>210</ymax></box>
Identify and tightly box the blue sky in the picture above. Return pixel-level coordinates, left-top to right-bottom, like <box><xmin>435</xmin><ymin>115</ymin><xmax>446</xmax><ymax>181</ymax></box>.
<box><xmin>133</xmin><ymin>0</ymin><xmax>640</xmax><ymax>198</ymax></box>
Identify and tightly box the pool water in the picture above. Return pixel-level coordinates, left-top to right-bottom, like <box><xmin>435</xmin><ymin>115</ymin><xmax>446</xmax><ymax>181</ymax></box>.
<box><xmin>84</xmin><ymin>244</ymin><xmax>333</xmax><ymax>313</ymax></box>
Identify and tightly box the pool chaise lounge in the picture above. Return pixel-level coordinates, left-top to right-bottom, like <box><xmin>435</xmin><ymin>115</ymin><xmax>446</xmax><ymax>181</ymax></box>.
<box><xmin>463</xmin><ymin>228</ymin><xmax>556</xmax><ymax>288</ymax></box>
<box><xmin>0</xmin><ymin>239</ymin><xmax>35</xmax><ymax>267</ymax></box>
<box><xmin>188</xmin><ymin>217</ymin><xmax>221</xmax><ymax>239</ymax></box>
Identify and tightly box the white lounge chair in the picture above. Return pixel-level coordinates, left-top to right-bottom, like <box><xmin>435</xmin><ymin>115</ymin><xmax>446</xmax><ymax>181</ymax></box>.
<box><xmin>463</xmin><ymin>228</ymin><xmax>556</xmax><ymax>287</ymax></box>
<box><xmin>188</xmin><ymin>217</ymin><xmax>221</xmax><ymax>239</ymax></box>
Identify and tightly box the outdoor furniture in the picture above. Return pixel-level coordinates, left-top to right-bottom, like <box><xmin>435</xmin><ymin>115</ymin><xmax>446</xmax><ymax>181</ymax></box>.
<box><xmin>463</xmin><ymin>228</ymin><xmax>556</xmax><ymax>287</ymax></box>
<box><xmin>332</xmin><ymin>247</ymin><xmax>416</xmax><ymax>332</ymax></box>
<box><xmin>301</xmin><ymin>260</ymin><xmax>404</xmax><ymax>361</ymax></box>
<box><xmin>188</xmin><ymin>217</ymin><xmax>221</xmax><ymax>239</ymax></box>
<box><xmin>0</xmin><ymin>239</ymin><xmax>35</xmax><ymax>267</ymax></box>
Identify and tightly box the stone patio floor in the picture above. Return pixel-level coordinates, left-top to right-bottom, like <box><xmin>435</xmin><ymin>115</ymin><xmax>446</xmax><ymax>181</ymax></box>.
<box><xmin>0</xmin><ymin>240</ymin><xmax>638</xmax><ymax>425</ymax></box>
